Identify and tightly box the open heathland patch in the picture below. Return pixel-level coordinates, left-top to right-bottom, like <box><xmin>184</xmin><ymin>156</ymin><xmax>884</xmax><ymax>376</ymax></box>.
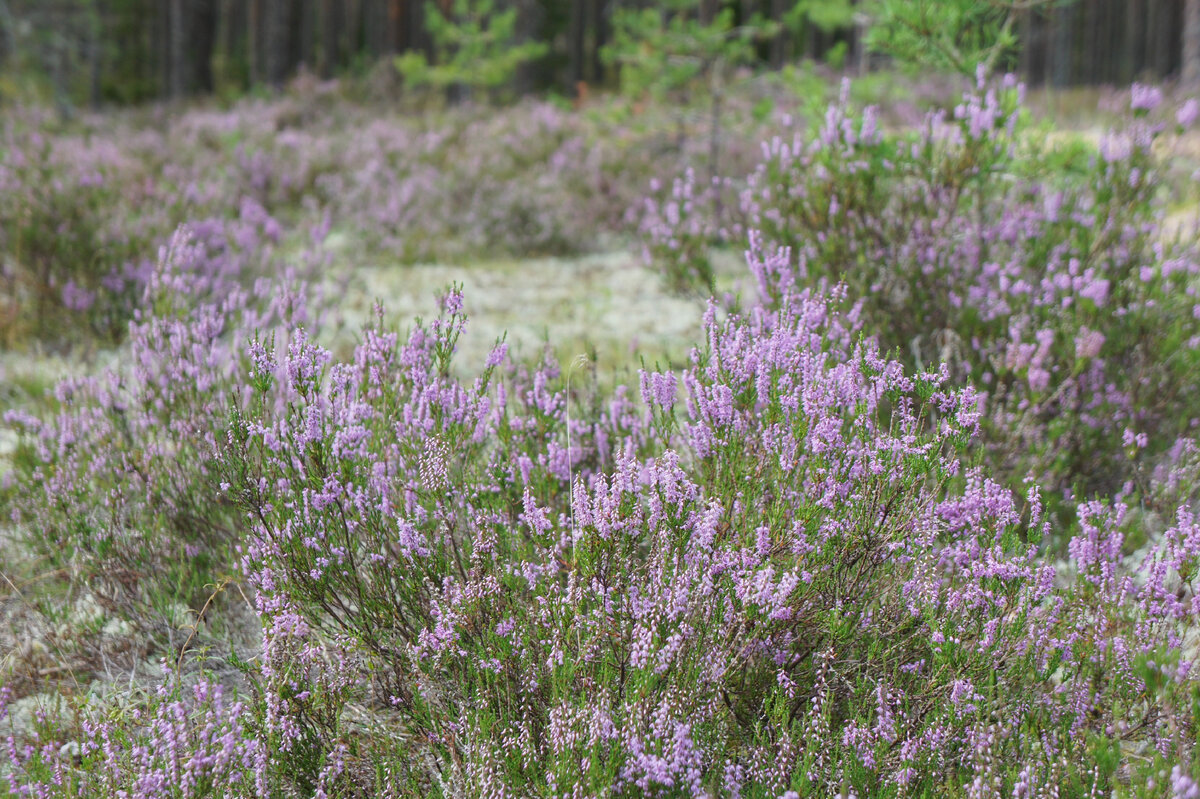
<box><xmin>3</xmin><ymin>73</ymin><xmax>1200</xmax><ymax>797</ymax></box>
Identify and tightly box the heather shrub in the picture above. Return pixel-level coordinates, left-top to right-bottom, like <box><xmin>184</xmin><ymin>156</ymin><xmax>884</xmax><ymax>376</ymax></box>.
<box><xmin>0</xmin><ymin>104</ymin><xmax>330</xmax><ymax>348</ymax></box>
<box><xmin>4</xmin><ymin>228</ymin><xmax>326</xmax><ymax>633</ymax></box>
<box><xmin>203</xmin><ymin>275</ymin><xmax>1199</xmax><ymax>794</ymax></box>
<box><xmin>2</xmin><ymin>267</ymin><xmax>1198</xmax><ymax>795</ymax></box>
<box><xmin>640</xmin><ymin>167</ymin><xmax>731</xmax><ymax>294</ymax></box>
<box><xmin>219</xmin><ymin>283</ymin><xmax>650</xmax><ymax>678</ymax></box>
<box><xmin>644</xmin><ymin>74</ymin><xmax>1200</xmax><ymax>524</ymax></box>
<box><xmin>0</xmin><ymin>123</ymin><xmax>147</xmax><ymax>343</ymax></box>
<box><xmin>1</xmin><ymin>675</ymin><xmax>274</xmax><ymax>797</ymax></box>
<box><xmin>5</xmin><ymin>75</ymin><xmax>1200</xmax><ymax>799</ymax></box>
<box><xmin>0</xmin><ymin>87</ymin><xmax>798</xmax><ymax>343</ymax></box>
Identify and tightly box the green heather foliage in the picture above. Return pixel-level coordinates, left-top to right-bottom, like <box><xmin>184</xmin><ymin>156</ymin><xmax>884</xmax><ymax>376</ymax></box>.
<box><xmin>3</xmin><ymin>76</ymin><xmax>1200</xmax><ymax>797</ymax></box>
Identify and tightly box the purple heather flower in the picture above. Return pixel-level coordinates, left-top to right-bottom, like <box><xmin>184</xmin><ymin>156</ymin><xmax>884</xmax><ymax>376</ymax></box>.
<box><xmin>1173</xmin><ymin>766</ymin><xmax>1200</xmax><ymax>799</ymax></box>
<box><xmin>1131</xmin><ymin>83</ymin><xmax>1164</xmax><ymax>112</ymax></box>
<box><xmin>1178</xmin><ymin>98</ymin><xmax>1200</xmax><ymax>129</ymax></box>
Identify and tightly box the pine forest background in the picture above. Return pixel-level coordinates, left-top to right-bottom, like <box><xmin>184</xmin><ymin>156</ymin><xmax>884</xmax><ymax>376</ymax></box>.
<box><xmin>3</xmin><ymin>0</ymin><xmax>1200</xmax><ymax>110</ymax></box>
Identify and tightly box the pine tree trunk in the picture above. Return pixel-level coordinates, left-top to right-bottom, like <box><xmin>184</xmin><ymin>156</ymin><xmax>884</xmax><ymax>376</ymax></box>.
<box><xmin>769</xmin><ymin>0</ymin><xmax>785</xmax><ymax>70</ymax></box>
<box><xmin>1050</xmin><ymin>2</ymin><xmax>1073</xmax><ymax>87</ymax></box>
<box><xmin>1184</xmin><ymin>0</ymin><xmax>1200</xmax><ymax>88</ymax></box>
<box><xmin>591</xmin><ymin>0</ymin><xmax>608</xmax><ymax>82</ymax></box>
<box><xmin>263</xmin><ymin>0</ymin><xmax>289</xmax><ymax>87</ymax></box>
<box><xmin>319</xmin><ymin>0</ymin><xmax>335</xmax><ymax>77</ymax></box>
<box><xmin>169</xmin><ymin>0</ymin><xmax>187</xmax><ymax>97</ymax></box>
<box><xmin>191</xmin><ymin>0</ymin><xmax>217</xmax><ymax>93</ymax></box>
<box><xmin>569</xmin><ymin>0</ymin><xmax>584</xmax><ymax>90</ymax></box>
<box><xmin>248</xmin><ymin>0</ymin><xmax>260</xmax><ymax>85</ymax></box>
<box><xmin>299</xmin><ymin>0</ymin><xmax>315</xmax><ymax>69</ymax></box>
<box><xmin>88</xmin><ymin>0</ymin><xmax>102</xmax><ymax>107</ymax></box>
<box><xmin>388</xmin><ymin>0</ymin><xmax>404</xmax><ymax>52</ymax></box>
<box><xmin>0</xmin><ymin>0</ymin><xmax>13</xmax><ymax>68</ymax></box>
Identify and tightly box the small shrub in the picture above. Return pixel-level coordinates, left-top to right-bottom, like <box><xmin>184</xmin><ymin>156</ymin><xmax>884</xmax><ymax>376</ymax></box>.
<box><xmin>4</xmin><ymin>227</ymin><xmax>325</xmax><ymax>633</ymax></box>
<box><xmin>645</xmin><ymin>76</ymin><xmax>1200</xmax><ymax>526</ymax></box>
<box><xmin>207</xmin><ymin>279</ymin><xmax>1198</xmax><ymax>794</ymax></box>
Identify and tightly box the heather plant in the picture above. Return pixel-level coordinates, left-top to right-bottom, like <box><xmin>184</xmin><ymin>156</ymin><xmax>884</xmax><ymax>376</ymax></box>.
<box><xmin>1</xmin><ymin>84</ymin><xmax>800</xmax><ymax>351</ymax></box>
<box><xmin>202</xmin><ymin>274</ymin><xmax>1200</xmax><ymax>794</ymax></box>
<box><xmin>645</xmin><ymin>74</ymin><xmax>1200</xmax><ymax>525</ymax></box>
<box><xmin>2</xmin><ymin>674</ymin><xmax>273</xmax><ymax>797</ymax></box>
<box><xmin>4</xmin><ymin>227</ymin><xmax>327</xmax><ymax>636</ymax></box>
<box><xmin>0</xmin><ymin>103</ymin><xmax>324</xmax><ymax>348</ymax></box>
<box><xmin>0</xmin><ymin>123</ymin><xmax>148</xmax><ymax>344</ymax></box>
<box><xmin>640</xmin><ymin>167</ymin><xmax>725</xmax><ymax>293</ymax></box>
<box><xmin>2</xmin><ymin>264</ymin><xmax>1199</xmax><ymax>796</ymax></box>
<box><xmin>7</xmin><ymin>71</ymin><xmax>1200</xmax><ymax>799</ymax></box>
<box><xmin>0</xmin><ymin>647</ymin><xmax>368</xmax><ymax>798</ymax></box>
<box><xmin>218</xmin><ymin>284</ymin><xmax>651</xmax><ymax>679</ymax></box>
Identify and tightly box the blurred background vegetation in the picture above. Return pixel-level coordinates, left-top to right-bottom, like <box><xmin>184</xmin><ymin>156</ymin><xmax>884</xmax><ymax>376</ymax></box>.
<box><xmin>0</xmin><ymin>0</ymin><xmax>1198</xmax><ymax>110</ymax></box>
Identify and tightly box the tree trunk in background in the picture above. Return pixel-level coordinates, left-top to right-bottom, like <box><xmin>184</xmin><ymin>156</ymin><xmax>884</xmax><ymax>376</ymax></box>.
<box><xmin>387</xmin><ymin>0</ymin><xmax>404</xmax><ymax>53</ymax></box>
<box><xmin>1049</xmin><ymin>2</ymin><xmax>1073</xmax><ymax>87</ymax></box>
<box><xmin>299</xmin><ymin>0</ymin><xmax>315</xmax><ymax>69</ymax></box>
<box><xmin>349</xmin><ymin>0</ymin><xmax>365</xmax><ymax>63</ymax></box>
<box><xmin>413</xmin><ymin>0</ymin><xmax>430</xmax><ymax>61</ymax></box>
<box><xmin>0</xmin><ymin>0</ymin><xmax>13</xmax><ymax>68</ymax></box>
<box><xmin>88</xmin><ymin>0</ymin><xmax>102</xmax><ymax>107</ymax></box>
<box><xmin>364</xmin><ymin>0</ymin><xmax>385</xmax><ymax>59</ymax></box>
<box><xmin>1185</xmin><ymin>0</ymin><xmax>1200</xmax><ymax>88</ymax></box>
<box><xmin>1089</xmin><ymin>1</ymin><xmax>1103</xmax><ymax>83</ymax></box>
<box><xmin>1095</xmin><ymin>2</ymin><xmax>1107</xmax><ymax>83</ymax></box>
<box><xmin>168</xmin><ymin>0</ymin><xmax>186</xmax><ymax>97</ymax></box>
<box><xmin>247</xmin><ymin>0</ymin><xmax>260</xmax><ymax>85</ymax></box>
<box><xmin>568</xmin><ymin>0</ymin><xmax>584</xmax><ymax>90</ymax></box>
<box><xmin>263</xmin><ymin>0</ymin><xmax>289</xmax><ymax>87</ymax></box>
<box><xmin>768</xmin><ymin>0</ymin><xmax>784</xmax><ymax>69</ymax></box>
<box><xmin>1080</xmin><ymin>1</ymin><xmax>1099</xmax><ymax>84</ymax></box>
<box><xmin>1123</xmin><ymin>0</ymin><xmax>1142</xmax><ymax>83</ymax></box>
<box><xmin>1017</xmin><ymin>8</ymin><xmax>1032</xmax><ymax>80</ymax></box>
<box><xmin>514</xmin><ymin>0</ymin><xmax>543</xmax><ymax>94</ymax></box>
<box><xmin>591</xmin><ymin>0</ymin><xmax>608</xmax><ymax>83</ymax></box>
<box><xmin>1147</xmin><ymin>0</ymin><xmax>1168</xmax><ymax>78</ymax></box>
<box><xmin>319</xmin><ymin>0</ymin><xmax>335</xmax><ymax>77</ymax></box>
<box><xmin>1108</xmin><ymin>0</ymin><xmax>1121</xmax><ymax>83</ymax></box>
<box><xmin>191</xmin><ymin>0</ymin><xmax>217</xmax><ymax>93</ymax></box>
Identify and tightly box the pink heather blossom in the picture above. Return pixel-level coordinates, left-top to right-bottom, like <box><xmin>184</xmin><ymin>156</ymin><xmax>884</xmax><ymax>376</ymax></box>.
<box><xmin>1172</xmin><ymin>765</ymin><xmax>1200</xmax><ymax>799</ymax></box>
<box><xmin>1130</xmin><ymin>83</ymin><xmax>1164</xmax><ymax>112</ymax></box>
<box><xmin>1099</xmin><ymin>133</ymin><xmax>1134</xmax><ymax>163</ymax></box>
<box><xmin>485</xmin><ymin>341</ymin><xmax>508</xmax><ymax>367</ymax></box>
<box><xmin>1074</xmin><ymin>327</ymin><xmax>1105</xmax><ymax>360</ymax></box>
<box><xmin>1177</xmin><ymin>98</ymin><xmax>1200</xmax><ymax>129</ymax></box>
<box><xmin>1122</xmin><ymin>428</ymin><xmax>1148</xmax><ymax>449</ymax></box>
